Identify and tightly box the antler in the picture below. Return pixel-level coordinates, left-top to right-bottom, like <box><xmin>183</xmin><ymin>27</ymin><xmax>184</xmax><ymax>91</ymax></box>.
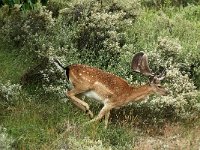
<box><xmin>156</xmin><ymin>68</ymin><xmax>166</xmax><ymax>81</ymax></box>
<box><xmin>131</xmin><ymin>52</ymin><xmax>154</xmax><ymax>77</ymax></box>
<box><xmin>131</xmin><ymin>52</ymin><xmax>166</xmax><ymax>81</ymax></box>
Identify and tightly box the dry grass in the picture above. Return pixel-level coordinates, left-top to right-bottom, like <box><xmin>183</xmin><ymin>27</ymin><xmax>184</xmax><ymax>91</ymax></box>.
<box><xmin>134</xmin><ymin>122</ymin><xmax>200</xmax><ymax>150</ymax></box>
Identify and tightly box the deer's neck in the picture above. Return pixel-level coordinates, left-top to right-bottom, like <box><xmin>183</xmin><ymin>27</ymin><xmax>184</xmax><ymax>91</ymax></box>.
<box><xmin>127</xmin><ymin>85</ymin><xmax>153</xmax><ymax>103</ymax></box>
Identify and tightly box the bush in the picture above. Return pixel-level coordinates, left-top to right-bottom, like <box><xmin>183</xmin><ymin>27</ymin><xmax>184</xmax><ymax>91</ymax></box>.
<box><xmin>141</xmin><ymin>0</ymin><xmax>200</xmax><ymax>8</ymax></box>
<box><xmin>0</xmin><ymin>80</ymin><xmax>22</xmax><ymax>108</ymax></box>
<box><xmin>0</xmin><ymin>4</ymin><xmax>54</xmax><ymax>55</ymax></box>
<box><xmin>0</xmin><ymin>0</ymin><xmax>48</xmax><ymax>10</ymax></box>
<box><xmin>0</xmin><ymin>0</ymin><xmax>140</xmax><ymax>86</ymax></box>
<box><xmin>128</xmin><ymin>6</ymin><xmax>200</xmax><ymax>87</ymax></box>
<box><xmin>0</xmin><ymin>4</ymin><xmax>56</xmax><ymax>85</ymax></box>
<box><xmin>0</xmin><ymin>126</ymin><xmax>14</xmax><ymax>149</ymax></box>
<box><xmin>67</xmin><ymin>136</ymin><xmax>110</xmax><ymax>150</ymax></box>
<box><xmin>57</xmin><ymin>0</ymin><xmax>140</xmax><ymax>69</ymax></box>
<box><xmin>130</xmin><ymin>36</ymin><xmax>200</xmax><ymax>121</ymax></box>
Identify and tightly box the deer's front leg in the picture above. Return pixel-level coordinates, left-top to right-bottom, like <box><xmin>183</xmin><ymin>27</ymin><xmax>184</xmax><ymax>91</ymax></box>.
<box><xmin>104</xmin><ymin>111</ymin><xmax>110</xmax><ymax>129</ymax></box>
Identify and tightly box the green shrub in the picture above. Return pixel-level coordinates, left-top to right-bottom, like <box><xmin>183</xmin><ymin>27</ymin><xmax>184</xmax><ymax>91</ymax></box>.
<box><xmin>122</xmin><ymin>7</ymin><xmax>200</xmax><ymax>119</ymax></box>
<box><xmin>67</xmin><ymin>136</ymin><xmax>110</xmax><ymax>150</ymax></box>
<box><xmin>128</xmin><ymin>6</ymin><xmax>200</xmax><ymax>87</ymax></box>
<box><xmin>57</xmin><ymin>0</ymin><xmax>140</xmax><ymax>69</ymax></box>
<box><xmin>0</xmin><ymin>4</ymin><xmax>56</xmax><ymax>85</ymax></box>
<box><xmin>0</xmin><ymin>4</ymin><xmax>54</xmax><ymax>55</ymax></box>
<box><xmin>1</xmin><ymin>0</ymin><xmax>48</xmax><ymax>10</ymax></box>
<box><xmin>46</xmin><ymin>0</ymin><xmax>69</xmax><ymax>18</ymax></box>
<box><xmin>141</xmin><ymin>0</ymin><xmax>200</xmax><ymax>8</ymax></box>
<box><xmin>128</xmin><ymin>36</ymin><xmax>200</xmax><ymax>121</ymax></box>
<box><xmin>0</xmin><ymin>0</ymin><xmax>140</xmax><ymax>86</ymax></box>
<box><xmin>0</xmin><ymin>5</ymin><xmax>25</xmax><ymax>49</ymax></box>
<box><xmin>0</xmin><ymin>126</ymin><xmax>14</xmax><ymax>150</ymax></box>
<box><xmin>0</xmin><ymin>80</ymin><xmax>22</xmax><ymax>108</ymax></box>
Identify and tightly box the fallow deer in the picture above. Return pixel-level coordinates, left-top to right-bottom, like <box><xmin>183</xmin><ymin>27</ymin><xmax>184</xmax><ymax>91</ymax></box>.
<box><xmin>54</xmin><ymin>52</ymin><xmax>168</xmax><ymax>128</ymax></box>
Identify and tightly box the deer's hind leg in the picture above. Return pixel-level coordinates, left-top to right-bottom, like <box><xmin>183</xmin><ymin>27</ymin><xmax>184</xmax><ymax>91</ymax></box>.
<box><xmin>87</xmin><ymin>103</ymin><xmax>113</xmax><ymax>128</ymax></box>
<box><xmin>66</xmin><ymin>88</ymin><xmax>93</xmax><ymax>118</ymax></box>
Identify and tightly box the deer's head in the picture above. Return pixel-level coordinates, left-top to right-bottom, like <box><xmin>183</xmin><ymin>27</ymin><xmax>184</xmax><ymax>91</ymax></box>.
<box><xmin>131</xmin><ymin>52</ymin><xmax>169</xmax><ymax>96</ymax></box>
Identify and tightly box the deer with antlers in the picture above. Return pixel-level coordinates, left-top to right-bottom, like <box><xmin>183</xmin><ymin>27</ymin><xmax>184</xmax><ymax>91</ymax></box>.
<box><xmin>54</xmin><ymin>52</ymin><xmax>169</xmax><ymax>128</ymax></box>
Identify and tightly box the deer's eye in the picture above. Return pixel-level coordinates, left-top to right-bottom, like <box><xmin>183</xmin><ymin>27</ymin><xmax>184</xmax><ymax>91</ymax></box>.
<box><xmin>157</xmin><ymin>85</ymin><xmax>162</xmax><ymax>88</ymax></box>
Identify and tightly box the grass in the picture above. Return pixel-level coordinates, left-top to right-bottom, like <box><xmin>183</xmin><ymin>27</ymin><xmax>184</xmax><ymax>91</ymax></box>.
<box><xmin>2</xmin><ymin>93</ymin><xmax>79</xmax><ymax>149</ymax></box>
<box><xmin>1</xmin><ymin>92</ymin><xmax>137</xmax><ymax>149</ymax></box>
<box><xmin>0</xmin><ymin>49</ymin><xmax>36</xmax><ymax>83</ymax></box>
<box><xmin>1</xmin><ymin>83</ymin><xmax>200</xmax><ymax>149</ymax></box>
